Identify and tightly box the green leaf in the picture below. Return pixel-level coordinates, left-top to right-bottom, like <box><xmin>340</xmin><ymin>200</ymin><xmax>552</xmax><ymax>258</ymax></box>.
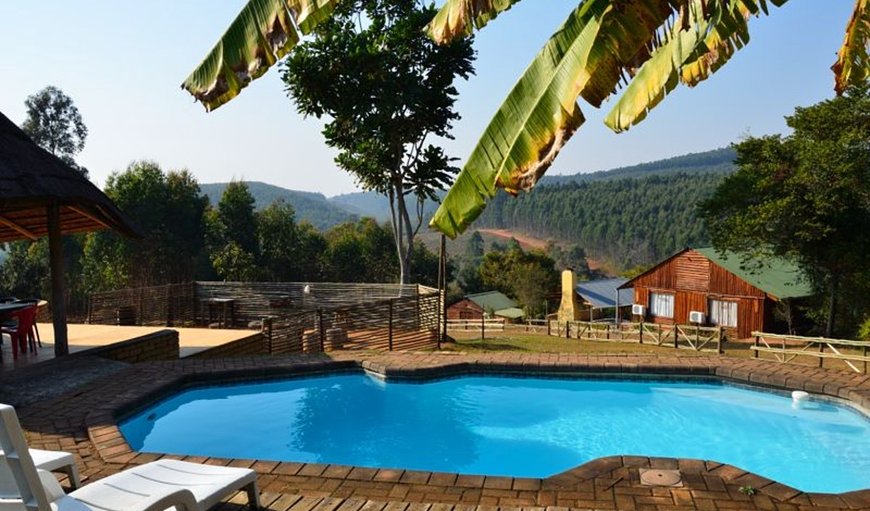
<box><xmin>181</xmin><ymin>0</ymin><xmax>338</xmax><ymax>111</ymax></box>
<box><xmin>833</xmin><ymin>0</ymin><xmax>870</xmax><ymax>95</ymax></box>
<box><xmin>427</xmin><ymin>0</ymin><xmax>524</xmax><ymax>43</ymax></box>
<box><xmin>430</xmin><ymin>0</ymin><xmax>678</xmax><ymax>238</ymax></box>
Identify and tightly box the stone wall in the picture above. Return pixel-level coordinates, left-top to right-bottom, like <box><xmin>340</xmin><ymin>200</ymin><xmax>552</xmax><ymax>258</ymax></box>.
<box><xmin>188</xmin><ymin>332</ymin><xmax>269</xmax><ymax>359</ymax></box>
<box><xmin>82</xmin><ymin>329</ymin><xmax>179</xmax><ymax>363</ymax></box>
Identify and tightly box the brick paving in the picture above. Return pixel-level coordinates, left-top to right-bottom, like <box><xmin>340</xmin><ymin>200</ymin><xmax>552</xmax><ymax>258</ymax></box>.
<box><xmin>15</xmin><ymin>351</ymin><xmax>870</xmax><ymax>510</ymax></box>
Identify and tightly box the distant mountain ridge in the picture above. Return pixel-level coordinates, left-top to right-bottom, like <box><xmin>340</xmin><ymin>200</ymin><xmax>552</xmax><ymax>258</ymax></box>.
<box><xmin>201</xmin><ymin>147</ymin><xmax>736</xmax><ymax>234</ymax></box>
<box><xmin>200</xmin><ymin>182</ymin><xmax>357</xmax><ymax>231</ymax></box>
<box><xmin>541</xmin><ymin>147</ymin><xmax>736</xmax><ymax>185</ymax></box>
<box><xmin>328</xmin><ymin>147</ymin><xmax>736</xmax><ymax>221</ymax></box>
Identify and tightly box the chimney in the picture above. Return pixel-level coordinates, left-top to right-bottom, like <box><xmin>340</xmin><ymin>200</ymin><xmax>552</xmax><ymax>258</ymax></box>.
<box><xmin>557</xmin><ymin>268</ymin><xmax>581</xmax><ymax>322</ymax></box>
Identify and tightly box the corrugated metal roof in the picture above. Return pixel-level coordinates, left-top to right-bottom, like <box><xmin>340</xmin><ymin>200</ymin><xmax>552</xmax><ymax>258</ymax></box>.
<box><xmin>494</xmin><ymin>307</ymin><xmax>525</xmax><ymax>319</ymax></box>
<box><xmin>576</xmin><ymin>278</ymin><xmax>634</xmax><ymax>308</ymax></box>
<box><xmin>466</xmin><ymin>291</ymin><xmax>518</xmax><ymax>312</ymax></box>
<box><xmin>695</xmin><ymin>248</ymin><xmax>813</xmax><ymax>299</ymax></box>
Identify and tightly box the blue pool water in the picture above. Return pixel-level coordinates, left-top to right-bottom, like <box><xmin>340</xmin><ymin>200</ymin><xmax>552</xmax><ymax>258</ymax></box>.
<box><xmin>120</xmin><ymin>374</ymin><xmax>870</xmax><ymax>493</ymax></box>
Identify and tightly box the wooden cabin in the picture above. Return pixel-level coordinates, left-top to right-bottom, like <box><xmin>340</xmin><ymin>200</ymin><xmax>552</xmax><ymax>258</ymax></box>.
<box><xmin>619</xmin><ymin>248</ymin><xmax>812</xmax><ymax>339</ymax></box>
<box><xmin>447</xmin><ymin>291</ymin><xmax>525</xmax><ymax>322</ymax></box>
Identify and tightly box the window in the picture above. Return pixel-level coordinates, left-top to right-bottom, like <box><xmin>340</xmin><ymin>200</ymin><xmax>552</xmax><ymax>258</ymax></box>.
<box><xmin>708</xmin><ymin>299</ymin><xmax>737</xmax><ymax>327</ymax></box>
<box><xmin>649</xmin><ymin>293</ymin><xmax>674</xmax><ymax>318</ymax></box>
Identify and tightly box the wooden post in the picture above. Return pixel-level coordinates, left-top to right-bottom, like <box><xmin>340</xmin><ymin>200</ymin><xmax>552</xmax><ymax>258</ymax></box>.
<box><xmin>47</xmin><ymin>203</ymin><xmax>68</xmax><ymax>357</ymax></box>
<box><xmin>263</xmin><ymin>317</ymin><xmax>273</xmax><ymax>354</ymax></box>
<box><xmin>388</xmin><ymin>299</ymin><xmax>394</xmax><ymax>351</ymax></box>
<box><xmin>481</xmin><ymin>315</ymin><xmax>485</xmax><ymax>340</ymax></box>
<box><xmin>439</xmin><ymin>234</ymin><xmax>447</xmax><ymax>349</ymax></box>
<box><xmin>673</xmin><ymin>325</ymin><xmax>678</xmax><ymax>349</ymax></box>
<box><xmin>717</xmin><ymin>327</ymin><xmax>724</xmax><ymax>354</ymax></box>
<box><xmin>864</xmin><ymin>345</ymin><xmax>868</xmax><ymax>374</ymax></box>
<box><xmin>565</xmin><ymin>321</ymin><xmax>569</xmax><ymax>339</ymax></box>
<box><xmin>165</xmin><ymin>284</ymin><xmax>172</xmax><ymax>326</ymax></box>
<box><xmin>818</xmin><ymin>343</ymin><xmax>824</xmax><ymax>368</ymax></box>
<box><xmin>862</xmin><ymin>345</ymin><xmax>868</xmax><ymax>374</ymax></box>
<box><xmin>754</xmin><ymin>334</ymin><xmax>759</xmax><ymax>359</ymax></box>
<box><xmin>318</xmin><ymin>309</ymin><xmax>325</xmax><ymax>351</ymax></box>
<box><xmin>547</xmin><ymin>319</ymin><xmax>551</xmax><ymax>336</ymax></box>
<box><xmin>639</xmin><ymin>320</ymin><xmax>644</xmax><ymax>344</ymax></box>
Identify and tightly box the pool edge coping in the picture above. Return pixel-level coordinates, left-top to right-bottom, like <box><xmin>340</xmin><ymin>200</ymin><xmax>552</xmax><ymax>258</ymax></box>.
<box><xmin>80</xmin><ymin>354</ymin><xmax>870</xmax><ymax>507</ymax></box>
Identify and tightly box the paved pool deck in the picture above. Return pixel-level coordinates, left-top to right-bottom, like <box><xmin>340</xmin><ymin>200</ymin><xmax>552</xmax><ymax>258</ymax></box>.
<box><xmin>1</xmin><ymin>323</ymin><xmax>254</xmax><ymax>370</ymax></box>
<box><xmin>16</xmin><ymin>352</ymin><xmax>870</xmax><ymax>511</ymax></box>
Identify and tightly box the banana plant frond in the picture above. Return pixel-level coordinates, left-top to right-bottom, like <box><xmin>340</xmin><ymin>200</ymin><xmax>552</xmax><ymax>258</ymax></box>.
<box><xmin>430</xmin><ymin>0</ymin><xmax>696</xmax><ymax>237</ymax></box>
<box><xmin>833</xmin><ymin>0</ymin><xmax>870</xmax><ymax>95</ymax></box>
<box><xmin>679</xmin><ymin>1</ymin><xmax>753</xmax><ymax>88</ymax></box>
<box><xmin>427</xmin><ymin>0</ymin><xmax>525</xmax><ymax>43</ymax></box>
<box><xmin>606</xmin><ymin>0</ymin><xmax>776</xmax><ymax>132</ymax></box>
<box><xmin>181</xmin><ymin>0</ymin><xmax>338</xmax><ymax>111</ymax></box>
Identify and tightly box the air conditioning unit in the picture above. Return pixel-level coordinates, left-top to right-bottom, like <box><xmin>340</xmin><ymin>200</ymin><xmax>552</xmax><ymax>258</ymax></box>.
<box><xmin>689</xmin><ymin>311</ymin><xmax>706</xmax><ymax>324</ymax></box>
<box><xmin>631</xmin><ymin>304</ymin><xmax>645</xmax><ymax>316</ymax></box>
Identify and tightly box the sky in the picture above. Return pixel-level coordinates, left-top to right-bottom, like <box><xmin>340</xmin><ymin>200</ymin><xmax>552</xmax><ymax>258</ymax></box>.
<box><xmin>0</xmin><ymin>1</ymin><xmax>857</xmax><ymax>197</ymax></box>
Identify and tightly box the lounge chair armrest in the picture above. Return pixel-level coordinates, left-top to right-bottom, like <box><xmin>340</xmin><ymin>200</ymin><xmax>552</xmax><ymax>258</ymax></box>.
<box><xmin>37</xmin><ymin>468</ymin><xmax>65</xmax><ymax>501</ymax></box>
<box><xmin>128</xmin><ymin>487</ymin><xmax>199</xmax><ymax>511</ymax></box>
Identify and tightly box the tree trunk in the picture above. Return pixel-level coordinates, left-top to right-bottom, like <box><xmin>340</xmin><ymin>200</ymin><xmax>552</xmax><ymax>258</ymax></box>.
<box><xmin>825</xmin><ymin>275</ymin><xmax>838</xmax><ymax>338</ymax></box>
<box><xmin>388</xmin><ymin>181</ymin><xmax>413</xmax><ymax>285</ymax></box>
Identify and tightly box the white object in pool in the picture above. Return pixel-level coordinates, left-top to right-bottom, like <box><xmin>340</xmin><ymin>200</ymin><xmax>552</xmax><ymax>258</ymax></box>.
<box><xmin>792</xmin><ymin>390</ymin><xmax>810</xmax><ymax>408</ymax></box>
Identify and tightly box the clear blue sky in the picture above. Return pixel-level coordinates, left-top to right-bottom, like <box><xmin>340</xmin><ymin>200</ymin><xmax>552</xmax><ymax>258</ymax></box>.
<box><xmin>0</xmin><ymin>1</ymin><xmax>856</xmax><ymax>196</ymax></box>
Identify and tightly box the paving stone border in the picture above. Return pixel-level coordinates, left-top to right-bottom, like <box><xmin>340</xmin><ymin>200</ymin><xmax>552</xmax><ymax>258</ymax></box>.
<box><xmin>18</xmin><ymin>352</ymin><xmax>870</xmax><ymax>510</ymax></box>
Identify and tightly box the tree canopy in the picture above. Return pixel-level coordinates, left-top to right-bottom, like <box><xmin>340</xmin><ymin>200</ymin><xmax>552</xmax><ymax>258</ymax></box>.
<box><xmin>700</xmin><ymin>86</ymin><xmax>870</xmax><ymax>337</ymax></box>
<box><xmin>281</xmin><ymin>0</ymin><xmax>474</xmax><ymax>283</ymax></box>
<box><xmin>21</xmin><ymin>85</ymin><xmax>89</xmax><ymax>176</ymax></box>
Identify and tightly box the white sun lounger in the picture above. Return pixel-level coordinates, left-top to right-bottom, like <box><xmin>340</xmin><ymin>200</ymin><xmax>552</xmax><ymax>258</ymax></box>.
<box><xmin>0</xmin><ymin>403</ymin><xmax>260</xmax><ymax>511</ymax></box>
<box><xmin>0</xmin><ymin>448</ymin><xmax>81</xmax><ymax>490</ymax></box>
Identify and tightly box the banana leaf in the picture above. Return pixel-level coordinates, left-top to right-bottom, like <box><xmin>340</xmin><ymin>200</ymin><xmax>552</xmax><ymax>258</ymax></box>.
<box><xmin>833</xmin><ymin>0</ymin><xmax>870</xmax><ymax>95</ymax></box>
<box><xmin>181</xmin><ymin>0</ymin><xmax>338</xmax><ymax>111</ymax></box>
<box><xmin>430</xmin><ymin>0</ymin><xmax>679</xmax><ymax>238</ymax></box>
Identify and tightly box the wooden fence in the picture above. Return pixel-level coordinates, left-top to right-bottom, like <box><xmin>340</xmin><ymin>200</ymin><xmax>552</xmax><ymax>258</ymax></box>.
<box><xmin>88</xmin><ymin>281</ymin><xmax>441</xmax><ymax>353</ymax></box>
<box><xmin>263</xmin><ymin>291</ymin><xmax>440</xmax><ymax>353</ymax></box>
<box><xmin>87</xmin><ymin>282</ymin><xmax>196</xmax><ymax>326</ymax></box>
<box><xmin>751</xmin><ymin>331</ymin><xmax>870</xmax><ymax>373</ymax></box>
<box><xmin>88</xmin><ymin>281</ymin><xmax>425</xmax><ymax>328</ymax></box>
<box><xmin>548</xmin><ymin>320</ymin><xmax>724</xmax><ymax>353</ymax></box>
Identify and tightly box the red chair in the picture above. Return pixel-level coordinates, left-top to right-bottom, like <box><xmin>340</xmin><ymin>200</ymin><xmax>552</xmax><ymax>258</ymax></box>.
<box><xmin>1</xmin><ymin>305</ymin><xmax>38</xmax><ymax>360</ymax></box>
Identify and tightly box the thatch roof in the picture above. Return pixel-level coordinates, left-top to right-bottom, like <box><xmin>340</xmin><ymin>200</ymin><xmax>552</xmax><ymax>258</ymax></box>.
<box><xmin>0</xmin><ymin>111</ymin><xmax>138</xmax><ymax>242</ymax></box>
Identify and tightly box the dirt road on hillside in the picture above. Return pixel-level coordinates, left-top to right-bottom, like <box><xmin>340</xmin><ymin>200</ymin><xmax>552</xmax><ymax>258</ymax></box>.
<box><xmin>477</xmin><ymin>228</ymin><xmax>607</xmax><ymax>272</ymax></box>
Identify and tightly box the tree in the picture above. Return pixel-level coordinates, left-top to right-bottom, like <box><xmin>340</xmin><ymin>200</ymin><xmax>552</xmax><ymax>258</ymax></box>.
<box><xmin>207</xmin><ymin>181</ymin><xmax>260</xmax><ymax>281</ymax></box>
<box><xmin>184</xmin><ymin>0</ymin><xmax>870</xmax><ymax>239</ymax></box>
<box><xmin>256</xmin><ymin>200</ymin><xmax>300</xmax><ymax>281</ymax></box>
<box><xmin>82</xmin><ymin>161</ymin><xmax>210</xmax><ymax>290</ymax></box>
<box><xmin>465</xmin><ymin>231</ymin><xmax>484</xmax><ymax>260</ymax></box>
<box><xmin>700</xmin><ymin>86</ymin><xmax>870</xmax><ymax>337</ymax></box>
<box><xmin>281</xmin><ymin>0</ymin><xmax>474</xmax><ymax>284</ymax></box>
<box><xmin>478</xmin><ymin>246</ymin><xmax>559</xmax><ymax>317</ymax></box>
<box><xmin>216</xmin><ymin>181</ymin><xmax>259</xmax><ymax>256</ymax></box>
<box><xmin>21</xmin><ymin>85</ymin><xmax>89</xmax><ymax>176</ymax></box>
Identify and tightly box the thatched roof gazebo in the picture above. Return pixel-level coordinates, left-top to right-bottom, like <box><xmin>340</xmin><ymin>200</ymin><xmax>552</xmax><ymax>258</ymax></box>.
<box><xmin>0</xmin><ymin>111</ymin><xmax>138</xmax><ymax>356</ymax></box>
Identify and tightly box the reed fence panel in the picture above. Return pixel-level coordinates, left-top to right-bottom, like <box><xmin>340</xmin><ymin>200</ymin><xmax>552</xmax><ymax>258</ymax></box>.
<box><xmin>262</xmin><ymin>291</ymin><xmax>439</xmax><ymax>353</ymax></box>
<box><xmin>88</xmin><ymin>283</ymin><xmax>195</xmax><ymax>326</ymax></box>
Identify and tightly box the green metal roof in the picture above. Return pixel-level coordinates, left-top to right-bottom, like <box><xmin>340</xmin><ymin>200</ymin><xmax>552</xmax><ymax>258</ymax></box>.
<box><xmin>466</xmin><ymin>291</ymin><xmax>518</xmax><ymax>312</ymax></box>
<box><xmin>695</xmin><ymin>247</ymin><xmax>814</xmax><ymax>299</ymax></box>
<box><xmin>494</xmin><ymin>307</ymin><xmax>526</xmax><ymax>319</ymax></box>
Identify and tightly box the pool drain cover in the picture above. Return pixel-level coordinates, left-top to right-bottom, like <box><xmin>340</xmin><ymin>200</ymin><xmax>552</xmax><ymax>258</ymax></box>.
<box><xmin>639</xmin><ymin>468</ymin><xmax>683</xmax><ymax>487</ymax></box>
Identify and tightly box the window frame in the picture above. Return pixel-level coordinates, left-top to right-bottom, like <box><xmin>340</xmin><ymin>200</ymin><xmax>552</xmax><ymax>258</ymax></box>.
<box><xmin>649</xmin><ymin>292</ymin><xmax>675</xmax><ymax>319</ymax></box>
<box><xmin>708</xmin><ymin>298</ymin><xmax>738</xmax><ymax>328</ymax></box>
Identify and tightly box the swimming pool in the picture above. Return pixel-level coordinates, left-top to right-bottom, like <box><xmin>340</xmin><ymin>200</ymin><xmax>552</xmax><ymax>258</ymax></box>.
<box><xmin>119</xmin><ymin>374</ymin><xmax>870</xmax><ymax>493</ymax></box>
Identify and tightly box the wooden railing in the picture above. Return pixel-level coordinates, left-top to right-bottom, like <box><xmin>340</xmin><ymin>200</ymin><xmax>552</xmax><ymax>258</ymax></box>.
<box><xmin>548</xmin><ymin>320</ymin><xmax>724</xmax><ymax>353</ymax></box>
<box><xmin>751</xmin><ymin>332</ymin><xmax>870</xmax><ymax>373</ymax></box>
